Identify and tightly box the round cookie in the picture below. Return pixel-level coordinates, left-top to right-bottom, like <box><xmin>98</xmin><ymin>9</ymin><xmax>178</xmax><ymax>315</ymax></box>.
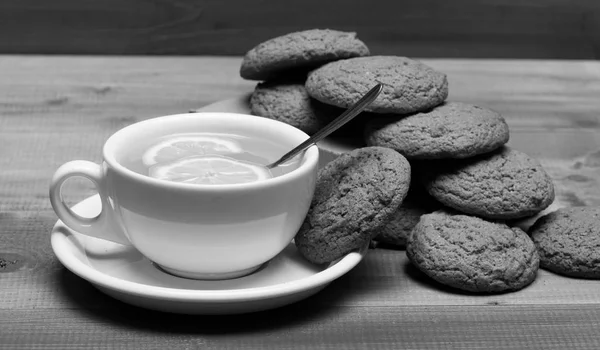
<box><xmin>407</xmin><ymin>210</ymin><xmax>539</xmax><ymax>293</ymax></box>
<box><xmin>305</xmin><ymin>56</ymin><xmax>448</xmax><ymax>114</ymax></box>
<box><xmin>240</xmin><ymin>29</ymin><xmax>370</xmax><ymax>81</ymax></box>
<box><xmin>529</xmin><ymin>206</ymin><xmax>600</xmax><ymax>278</ymax></box>
<box><xmin>365</xmin><ymin>102</ymin><xmax>510</xmax><ymax>159</ymax></box>
<box><xmin>419</xmin><ymin>147</ymin><xmax>555</xmax><ymax>220</ymax></box>
<box><xmin>295</xmin><ymin>146</ymin><xmax>411</xmax><ymax>264</ymax></box>
<box><xmin>250</xmin><ymin>80</ymin><xmax>332</xmax><ymax>135</ymax></box>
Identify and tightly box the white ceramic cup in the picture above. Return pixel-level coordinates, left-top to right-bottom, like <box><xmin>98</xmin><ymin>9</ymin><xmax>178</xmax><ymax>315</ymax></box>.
<box><xmin>49</xmin><ymin>112</ymin><xmax>319</xmax><ymax>280</ymax></box>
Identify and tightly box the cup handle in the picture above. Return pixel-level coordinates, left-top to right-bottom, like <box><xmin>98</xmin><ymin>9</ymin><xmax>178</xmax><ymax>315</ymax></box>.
<box><xmin>49</xmin><ymin>160</ymin><xmax>131</xmax><ymax>245</ymax></box>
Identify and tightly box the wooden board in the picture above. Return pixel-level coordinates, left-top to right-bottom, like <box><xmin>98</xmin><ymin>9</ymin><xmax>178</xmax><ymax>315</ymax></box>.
<box><xmin>1</xmin><ymin>0</ymin><xmax>599</xmax><ymax>58</ymax></box>
<box><xmin>1</xmin><ymin>56</ymin><xmax>600</xmax><ymax>348</ymax></box>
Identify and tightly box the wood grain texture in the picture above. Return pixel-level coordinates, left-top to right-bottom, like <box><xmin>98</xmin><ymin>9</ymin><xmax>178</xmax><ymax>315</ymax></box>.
<box><xmin>1</xmin><ymin>305</ymin><xmax>600</xmax><ymax>349</ymax></box>
<box><xmin>1</xmin><ymin>55</ymin><xmax>600</xmax><ymax>348</ymax></box>
<box><xmin>1</xmin><ymin>0</ymin><xmax>599</xmax><ymax>58</ymax></box>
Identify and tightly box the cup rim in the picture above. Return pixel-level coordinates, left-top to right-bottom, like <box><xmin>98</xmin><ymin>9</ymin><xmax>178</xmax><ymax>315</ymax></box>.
<box><xmin>102</xmin><ymin>112</ymin><xmax>319</xmax><ymax>191</ymax></box>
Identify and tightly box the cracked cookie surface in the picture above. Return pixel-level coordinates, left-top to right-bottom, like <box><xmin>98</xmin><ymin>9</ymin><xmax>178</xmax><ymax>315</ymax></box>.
<box><xmin>240</xmin><ymin>29</ymin><xmax>370</xmax><ymax>81</ymax></box>
<box><xmin>373</xmin><ymin>184</ymin><xmax>442</xmax><ymax>248</ymax></box>
<box><xmin>419</xmin><ymin>147</ymin><xmax>555</xmax><ymax>219</ymax></box>
<box><xmin>295</xmin><ymin>146</ymin><xmax>411</xmax><ymax>264</ymax></box>
<box><xmin>529</xmin><ymin>206</ymin><xmax>600</xmax><ymax>278</ymax></box>
<box><xmin>365</xmin><ymin>102</ymin><xmax>509</xmax><ymax>159</ymax></box>
<box><xmin>305</xmin><ymin>56</ymin><xmax>448</xmax><ymax>114</ymax></box>
<box><xmin>407</xmin><ymin>210</ymin><xmax>539</xmax><ymax>293</ymax></box>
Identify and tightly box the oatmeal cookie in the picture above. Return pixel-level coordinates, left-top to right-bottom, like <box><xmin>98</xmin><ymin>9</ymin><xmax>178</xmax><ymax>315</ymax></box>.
<box><xmin>529</xmin><ymin>206</ymin><xmax>600</xmax><ymax>278</ymax></box>
<box><xmin>418</xmin><ymin>147</ymin><xmax>555</xmax><ymax>219</ymax></box>
<box><xmin>240</xmin><ymin>29</ymin><xmax>370</xmax><ymax>81</ymax></box>
<box><xmin>407</xmin><ymin>210</ymin><xmax>539</xmax><ymax>293</ymax></box>
<box><xmin>295</xmin><ymin>146</ymin><xmax>411</xmax><ymax>263</ymax></box>
<box><xmin>305</xmin><ymin>56</ymin><xmax>448</xmax><ymax>114</ymax></box>
<box><xmin>365</xmin><ymin>102</ymin><xmax>509</xmax><ymax>159</ymax></box>
<box><xmin>249</xmin><ymin>80</ymin><xmax>337</xmax><ymax>135</ymax></box>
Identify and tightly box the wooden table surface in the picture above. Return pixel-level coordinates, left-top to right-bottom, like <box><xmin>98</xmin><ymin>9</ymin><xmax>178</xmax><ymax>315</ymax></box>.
<box><xmin>1</xmin><ymin>55</ymin><xmax>600</xmax><ymax>349</ymax></box>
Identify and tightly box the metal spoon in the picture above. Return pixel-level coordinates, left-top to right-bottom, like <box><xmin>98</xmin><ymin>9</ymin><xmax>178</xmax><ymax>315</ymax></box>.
<box><xmin>266</xmin><ymin>83</ymin><xmax>383</xmax><ymax>169</ymax></box>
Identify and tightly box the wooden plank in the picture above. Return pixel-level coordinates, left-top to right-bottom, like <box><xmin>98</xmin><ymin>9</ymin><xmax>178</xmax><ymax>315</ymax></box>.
<box><xmin>5</xmin><ymin>224</ymin><xmax>600</xmax><ymax>311</ymax></box>
<box><xmin>0</xmin><ymin>0</ymin><xmax>599</xmax><ymax>58</ymax></box>
<box><xmin>1</xmin><ymin>305</ymin><xmax>600</xmax><ymax>349</ymax></box>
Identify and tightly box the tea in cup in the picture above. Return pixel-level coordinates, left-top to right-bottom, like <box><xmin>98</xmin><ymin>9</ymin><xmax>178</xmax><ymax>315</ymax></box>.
<box><xmin>49</xmin><ymin>112</ymin><xmax>319</xmax><ymax>280</ymax></box>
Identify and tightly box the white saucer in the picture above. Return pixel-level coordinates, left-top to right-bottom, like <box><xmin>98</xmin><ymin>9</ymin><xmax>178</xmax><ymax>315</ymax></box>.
<box><xmin>51</xmin><ymin>195</ymin><xmax>368</xmax><ymax>315</ymax></box>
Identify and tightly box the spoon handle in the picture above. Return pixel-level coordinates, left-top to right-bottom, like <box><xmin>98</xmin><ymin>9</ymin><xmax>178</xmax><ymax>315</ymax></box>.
<box><xmin>267</xmin><ymin>83</ymin><xmax>383</xmax><ymax>169</ymax></box>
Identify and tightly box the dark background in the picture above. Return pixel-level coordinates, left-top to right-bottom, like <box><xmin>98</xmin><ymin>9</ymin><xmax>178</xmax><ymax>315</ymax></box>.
<box><xmin>3</xmin><ymin>0</ymin><xmax>599</xmax><ymax>58</ymax></box>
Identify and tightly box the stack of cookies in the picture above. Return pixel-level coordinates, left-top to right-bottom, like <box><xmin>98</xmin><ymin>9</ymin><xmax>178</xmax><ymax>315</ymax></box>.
<box><xmin>241</xmin><ymin>29</ymin><xmax>371</xmax><ymax>135</ymax></box>
<box><xmin>239</xmin><ymin>29</ymin><xmax>599</xmax><ymax>294</ymax></box>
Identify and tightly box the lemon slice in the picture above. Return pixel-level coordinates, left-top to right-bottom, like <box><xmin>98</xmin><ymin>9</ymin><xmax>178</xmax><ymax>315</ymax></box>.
<box><xmin>142</xmin><ymin>135</ymin><xmax>243</xmax><ymax>167</ymax></box>
<box><xmin>148</xmin><ymin>155</ymin><xmax>272</xmax><ymax>185</ymax></box>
